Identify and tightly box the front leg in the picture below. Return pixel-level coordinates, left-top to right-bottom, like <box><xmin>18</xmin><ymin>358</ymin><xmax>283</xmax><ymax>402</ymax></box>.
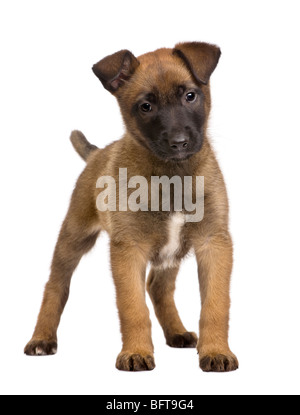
<box><xmin>110</xmin><ymin>240</ymin><xmax>155</xmax><ymax>371</ymax></box>
<box><xmin>194</xmin><ymin>231</ymin><xmax>238</xmax><ymax>372</ymax></box>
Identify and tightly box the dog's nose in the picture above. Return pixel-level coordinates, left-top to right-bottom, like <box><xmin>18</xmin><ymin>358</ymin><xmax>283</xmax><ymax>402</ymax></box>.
<box><xmin>168</xmin><ymin>135</ymin><xmax>189</xmax><ymax>150</ymax></box>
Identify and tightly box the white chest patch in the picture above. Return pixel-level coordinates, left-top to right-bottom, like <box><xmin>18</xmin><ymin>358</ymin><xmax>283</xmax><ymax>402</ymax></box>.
<box><xmin>158</xmin><ymin>213</ymin><xmax>185</xmax><ymax>269</ymax></box>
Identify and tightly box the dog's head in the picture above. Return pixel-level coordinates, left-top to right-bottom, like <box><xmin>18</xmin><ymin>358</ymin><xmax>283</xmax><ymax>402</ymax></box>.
<box><xmin>92</xmin><ymin>42</ymin><xmax>221</xmax><ymax>162</ymax></box>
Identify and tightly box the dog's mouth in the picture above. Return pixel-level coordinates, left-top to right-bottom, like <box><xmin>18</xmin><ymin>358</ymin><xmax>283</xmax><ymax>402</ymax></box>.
<box><xmin>132</xmin><ymin>130</ymin><xmax>203</xmax><ymax>162</ymax></box>
<box><xmin>150</xmin><ymin>139</ymin><xmax>203</xmax><ymax>162</ymax></box>
<box><xmin>166</xmin><ymin>151</ymin><xmax>194</xmax><ymax>162</ymax></box>
<box><xmin>151</xmin><ymin>148</ymin><xmax>197</xmax><ymax>162</ymax></box>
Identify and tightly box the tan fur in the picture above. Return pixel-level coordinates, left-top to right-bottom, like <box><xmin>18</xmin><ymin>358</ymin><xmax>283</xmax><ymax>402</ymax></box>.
<box><xmin>25</xmin><ymin>43</ymin><xmax>238</xmax><ymax>372</ymax></box>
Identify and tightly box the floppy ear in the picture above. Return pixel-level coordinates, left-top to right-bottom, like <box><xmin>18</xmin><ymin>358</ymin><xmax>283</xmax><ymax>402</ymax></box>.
<box><xmin>173</xmin><ymin>42</ymin><xmax>221</xmax><ymax>85</ymax></box>
<box><xmin>92</xmin><ymin>50</ymin><xmax>140</xmax><ymax>93</ymax></box>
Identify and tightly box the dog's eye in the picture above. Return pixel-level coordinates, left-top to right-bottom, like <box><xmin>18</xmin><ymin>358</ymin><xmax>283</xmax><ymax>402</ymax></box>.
<box><xmin>140</xmin><ymin>103</ymin><xmax>152</xmax><ymax>113</ymax></box>
<box><xmin>186</xmin><ymin>92</ymin><xmax>197</xmax><ymax>103</ymax></box>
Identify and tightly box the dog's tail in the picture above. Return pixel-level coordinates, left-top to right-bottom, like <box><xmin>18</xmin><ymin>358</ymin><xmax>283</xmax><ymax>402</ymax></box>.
<box><xmin>70</xmin><ymin>130</ymin><xmax>98</xmax><ymax>162</ymax></box>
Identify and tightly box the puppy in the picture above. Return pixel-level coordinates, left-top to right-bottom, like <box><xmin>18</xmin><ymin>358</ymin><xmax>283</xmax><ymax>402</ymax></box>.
<box><xmin>24</xmin><ymin>42</ymin><xmax>238</xmax><ymax>372</ymax></box>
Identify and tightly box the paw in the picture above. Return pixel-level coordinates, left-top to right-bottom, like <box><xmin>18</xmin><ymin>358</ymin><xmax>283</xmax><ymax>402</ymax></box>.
<box><xmin>24</xmin><ymin>339</ymin><xmax>57</xmax><ymax>356</ymax></box>
<box><xmin>166</xmin><ymin>331</ymin><xmax>198</xmax><ymax>348</ymax></box>
<box><xmin>199</xmin><ymin>353</ymin><xmax>239</xmax><ymax>373</ymax></box>
<box><xmin>116</xmin><ymin>351</ymin><xmax>155</xmax><ymax>372</ymax></box>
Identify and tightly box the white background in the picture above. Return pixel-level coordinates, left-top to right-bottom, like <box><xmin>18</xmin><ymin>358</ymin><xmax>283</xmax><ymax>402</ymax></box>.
<box><xmin>1</xmin><ymin>0</ymin><xmax>300</xmax><ymax>395</ymax></box>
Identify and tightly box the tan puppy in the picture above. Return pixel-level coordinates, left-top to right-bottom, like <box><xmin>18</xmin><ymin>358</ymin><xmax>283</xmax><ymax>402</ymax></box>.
<box><xmin>24</xmin><ymin>42</ymin><xmax>238</xmax><ymax>372</ymax></box>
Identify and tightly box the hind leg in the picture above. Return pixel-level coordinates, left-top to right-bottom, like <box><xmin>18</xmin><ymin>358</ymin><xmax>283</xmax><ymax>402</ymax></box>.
<box><xmin>147</xmin><ymin>266</ymin><xmax>197</xmax><ymax>348</ymax></box>
<box><xmin>25</xmin><ymin>182</ymin><xmax>101</xmax><ymax>356</ymax></box>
